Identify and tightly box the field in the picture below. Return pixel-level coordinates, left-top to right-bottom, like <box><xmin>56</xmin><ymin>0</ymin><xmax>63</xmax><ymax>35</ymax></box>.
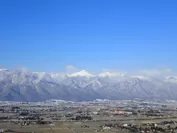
<box><xmin>1</xmin><ymin>117</ymin><xmax>177</xmax><ymax>133</ymax></box>
<box><xmin>0</xmin><ymin>121</ymin><xmax>114</xmax><ymax>133</ymax></box>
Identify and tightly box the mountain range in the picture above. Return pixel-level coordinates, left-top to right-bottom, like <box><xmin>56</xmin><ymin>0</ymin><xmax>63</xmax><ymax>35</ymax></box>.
<box><xmin>0</xmin><ymin>69</ymin><xmax>177</xmax><ymax>102</ymax></box>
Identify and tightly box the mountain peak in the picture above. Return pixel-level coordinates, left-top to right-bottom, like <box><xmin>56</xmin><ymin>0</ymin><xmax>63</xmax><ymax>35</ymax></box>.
<box><xmin>70</xmin><ymin>70</ymin><xmax>94</xmax><ymax>77</ymax></box>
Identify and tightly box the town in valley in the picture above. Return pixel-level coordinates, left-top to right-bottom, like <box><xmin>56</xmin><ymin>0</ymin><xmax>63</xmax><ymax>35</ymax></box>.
<box><xmin>0</xmin><ymin>99</ymin><xmax>177</xmax><ymax>133</ymax></box>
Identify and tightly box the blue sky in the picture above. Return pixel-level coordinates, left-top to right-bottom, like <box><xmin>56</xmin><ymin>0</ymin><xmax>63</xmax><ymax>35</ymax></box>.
<box><xmin>0</xmin><ymin>0</ymin><xmax>177</xmax><ymax>72</ymax></box>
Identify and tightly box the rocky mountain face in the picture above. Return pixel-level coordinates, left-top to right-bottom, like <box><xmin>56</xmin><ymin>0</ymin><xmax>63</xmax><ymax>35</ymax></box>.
<box><xmin>0</xmin><ymin>69</ymin><xmax>177</xmax><ymax>102</ymax></box>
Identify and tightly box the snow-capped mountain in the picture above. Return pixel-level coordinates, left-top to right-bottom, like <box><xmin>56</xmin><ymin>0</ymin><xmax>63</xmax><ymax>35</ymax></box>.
<box><xmin>69</xmin><ymin>70</ymin><xmax>95</xmax><ymax>77</ymax></box>
<box><xmin>0</xmin><ymin>69</ymin><xmax>177</xmax><ymax>102</ymax></box>
<box><xmin>165</xmin><ymin>76</ymin><xmax>177</xmax><ymax>83</ymax></box>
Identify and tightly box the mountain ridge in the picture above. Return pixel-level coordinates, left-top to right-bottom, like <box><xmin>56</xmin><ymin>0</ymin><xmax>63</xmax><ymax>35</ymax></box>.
<box><xmin>0</xmin><ymin>69</ymin><xmax>177</xmax><ymax>102</ymax></box>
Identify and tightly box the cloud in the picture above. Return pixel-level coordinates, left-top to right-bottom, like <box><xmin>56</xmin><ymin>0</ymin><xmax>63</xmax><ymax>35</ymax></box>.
<box><xmin>137</xmin><ymin>68</ymin><xmax>174</xmax><ymax>77</ymax></box>
<box><xmin>15</xmin><ymin>64</ymin><xmax>29</xmax><ymax>73</ymax></box>
<box><xmin>66</xmin><ymin>65</ymin><xmax>77</xmax><ymax>73</ymax></box>
<box><xmin>20</xmin><ymin>67</ymin><xmax>28</xmax><ymax>73</ymax></box>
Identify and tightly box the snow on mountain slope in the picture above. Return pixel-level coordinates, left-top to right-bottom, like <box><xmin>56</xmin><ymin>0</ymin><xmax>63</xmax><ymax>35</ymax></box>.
<box><xmin>70</xmin><ymin>70</ymin><xmax>95</xmax><ymax>77</ymax></box>
<box><xmin>0</xmin><ymin>69</ymin><xmax>177</xmax><ymax>101</ymax></box>
<box><xmin>84</xmin><ymin>79</ymin><xmax>104</xmax><ymax>90</ymax></box>
<box><xmin>131</xmin><ymin>76</ymin><xmax>149</xmax><ymax>80</ymax></box>
<box><xmin>164</xmin><ymin>76</ymin><xmax>177</xmax><ymax>83</ymax></box>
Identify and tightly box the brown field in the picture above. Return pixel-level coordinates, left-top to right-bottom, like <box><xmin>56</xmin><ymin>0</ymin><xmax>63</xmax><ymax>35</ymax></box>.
<box><xmin>1</xmin><ymin>118</ymin><xmax>177</xmax><ymax>133</ymax></box>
